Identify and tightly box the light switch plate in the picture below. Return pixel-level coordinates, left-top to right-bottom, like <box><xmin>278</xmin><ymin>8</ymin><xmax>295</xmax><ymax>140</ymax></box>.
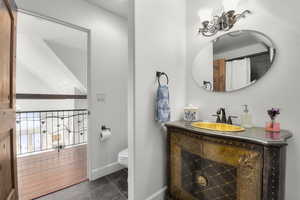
<box><xmin>96</xmin><ymin>93</ymin><xmax>106</xmax><ymax>103</ymax></box>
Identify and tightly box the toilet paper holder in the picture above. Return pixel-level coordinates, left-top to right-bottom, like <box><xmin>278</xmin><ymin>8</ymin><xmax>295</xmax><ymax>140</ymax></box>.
<box><xmin>100</xmin><ymin>125</ymin><xmax>112</xmax><ymax>142</ymax></box>
<box><xmin>101</xmin><ymin>125</ymin><xmax>111</xmax><ymax>131</ymax></box>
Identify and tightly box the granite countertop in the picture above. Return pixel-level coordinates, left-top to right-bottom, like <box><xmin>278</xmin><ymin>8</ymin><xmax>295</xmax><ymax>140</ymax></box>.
<box><xmin>165</xmin><ymin>121</ymin><xmax>293</xmax><ymax>146</ymax></box>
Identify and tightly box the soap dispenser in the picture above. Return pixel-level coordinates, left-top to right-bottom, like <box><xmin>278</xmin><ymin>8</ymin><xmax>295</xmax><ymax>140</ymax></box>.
<box><xmin>241</xmin><ymin>105</ymin><xmax>253</xmax><ymax>128</ymax></box>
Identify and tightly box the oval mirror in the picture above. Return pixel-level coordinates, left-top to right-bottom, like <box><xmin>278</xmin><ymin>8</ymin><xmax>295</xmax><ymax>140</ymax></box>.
<box><xmin>192</xmin><ymin>30</ymin><xmax>276</xmax><ymax>92</ymax></box>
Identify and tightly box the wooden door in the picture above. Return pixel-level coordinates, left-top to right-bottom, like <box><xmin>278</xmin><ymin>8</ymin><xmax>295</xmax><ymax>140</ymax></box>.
<box><xmin>213</xmin><ymin>59</ymin><xmax>226</xmax><ymax>92</ymax></box>
<box><xmin>0</xmin><ymin>0</ymin><xmax>18</xmax><ymax>200</ymax></box>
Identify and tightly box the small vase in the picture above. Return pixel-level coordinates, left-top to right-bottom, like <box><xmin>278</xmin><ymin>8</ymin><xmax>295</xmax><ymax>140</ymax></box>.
<box><xmin>265</xmin><ymin>120</ymin><xmax>280</xmax><ymax>132</ymax></box>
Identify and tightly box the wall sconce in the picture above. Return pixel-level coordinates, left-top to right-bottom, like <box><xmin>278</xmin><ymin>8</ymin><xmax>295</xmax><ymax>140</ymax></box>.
<box><xmin>198</xmin><ymin>0</ymin><xmax>251</xmax><ymax>37</ymax></box>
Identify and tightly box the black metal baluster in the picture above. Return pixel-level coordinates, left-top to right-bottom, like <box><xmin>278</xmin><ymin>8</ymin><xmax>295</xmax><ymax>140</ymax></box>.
<box><xmin>33</xmin><ymin>112</ymin><xmax>36</xmax><ymax>153</ymax></box>
<box><xmin>78</xmin><ymin>111</ymin><xmax>81</xmax><ymax>144</ymax></box>
<box><xmin>46</xmin><ymin>112</ymin><xmax>48</xmax><ymax>150</ymax></box>
<box><xmin>85</xmin><ymin>111</ymin><xmax>88</xmax><ymax>143</ymax></box>
<box><xmin>82</xmin><ymin>111</ymin><xmax>85</xmax><ymax>143</ymax></box>
<box><xmin>57</xmin><ymin>111</ymin><xmax>59</xmax><ymax>151</ymax></box>
<box><xmin>75</xmin><ymin>111</ymin><xmax>78</xmax><ymax>144</ymax></box>
<box><xmin>39</xmin><ymin>111</ymin><xmax>42</xmax><ymax>151</ymax></box>
<box><xmin>79</xmin><ymin>111</ymin><xmax>81</xmax><ymax>144</ymax></box>
<box><xmin>68</xmin><ymin>110</ymin><xmax>71</xmax><ymax>146</ymax></box>
<box><xmin>82</xmin><ymin>111</ymin><xmax>84</xmax><ymax>143</ymax></box>
<box><xmin>73</xmin><ymin>110</ymin><xmax>75</xmax><ymax>145</ymax></box>
<box><xmin>51</xmin><ymin>111</ymin><xmax>54</xmax><ymax>149</ymax></box>
<box><xmin>15</xmin><ymin>109</ymin><xmax>88</xmax><ymax>155</ymax></box>
<box><xmin>62</xmin><ymin>111</ymin><xmax>65</xmax><ymax>147</ymax></box>
<box><xmin>75</xmin><ymin>111</ymin><xmax>77</xmax><ymax>144</ymax></box>
<box><xmin>26</xmin><ymin>112</ymin><xmax>29</xmax><ymax>153</ymax></box>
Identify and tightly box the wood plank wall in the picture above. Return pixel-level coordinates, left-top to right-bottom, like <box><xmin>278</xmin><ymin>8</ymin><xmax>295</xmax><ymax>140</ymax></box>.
<box><xmin>17</xmin><ymin>144</ymin><xmax>87</xmax><ymax>200</ymax></box>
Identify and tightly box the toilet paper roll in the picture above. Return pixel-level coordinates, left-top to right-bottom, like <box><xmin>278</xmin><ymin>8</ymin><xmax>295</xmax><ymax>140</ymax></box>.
<box><xmin>100</xmin><ymin>129</ymin><xmax>111</xmax><ymax>142</ymax></box>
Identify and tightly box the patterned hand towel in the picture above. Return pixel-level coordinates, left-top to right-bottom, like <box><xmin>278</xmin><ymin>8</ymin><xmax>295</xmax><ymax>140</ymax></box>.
<box><xmin>156</xmin><ymin>85</ymin><xmax>170</xmax><ymax>123</ymax></box>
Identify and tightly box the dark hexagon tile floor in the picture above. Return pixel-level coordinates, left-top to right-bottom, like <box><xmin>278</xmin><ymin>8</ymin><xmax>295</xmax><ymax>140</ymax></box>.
<box><xmin>35</xmin><ymin>169</ymin><xmax>128</xmax><ymax>200</ymax></box>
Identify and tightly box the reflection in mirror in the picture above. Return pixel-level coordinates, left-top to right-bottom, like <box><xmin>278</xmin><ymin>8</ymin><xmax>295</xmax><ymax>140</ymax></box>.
<box><xmin>193</xmin><ymin>30</ymin><xmax>276</xmax><ymax>92</ymax></box>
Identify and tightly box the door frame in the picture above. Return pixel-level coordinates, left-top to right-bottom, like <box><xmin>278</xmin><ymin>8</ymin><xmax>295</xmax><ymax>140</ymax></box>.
<box><xmin>128</xmin><ymin>0</ymin><xmax>135</xmax><ymax>199</ymax></box>
<box><xmin>0</xmin><ymin>0</ymin><xmax>18</xmax><ymax>199</ymax></box>
<box><xmin>16</xmin><ymin>8</ymin><xmax>93</xmax><ymax>180</ymax></box>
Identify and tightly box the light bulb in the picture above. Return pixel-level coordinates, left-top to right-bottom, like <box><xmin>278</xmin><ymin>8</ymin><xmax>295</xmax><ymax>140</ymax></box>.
<box><xmin>212</xmin><ymin>5</ymin><xmax>224</xmax><ymax>17</ymax></box>
<box><xmin>222</xmin><ymin>0</ymin><xmax>240</xmax><ymax>11</ymax></box>
<box><xmin>198</xmin><ymin>8</ymin><xmax>213</xmax><ymax>22</ymax></box>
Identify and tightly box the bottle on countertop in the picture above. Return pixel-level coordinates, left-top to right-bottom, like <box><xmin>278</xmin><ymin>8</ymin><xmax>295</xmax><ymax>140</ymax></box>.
<box><xmin>241</xmin><ymin>105</ymin><xmax>253</xmax><ymax>128</ymax></box>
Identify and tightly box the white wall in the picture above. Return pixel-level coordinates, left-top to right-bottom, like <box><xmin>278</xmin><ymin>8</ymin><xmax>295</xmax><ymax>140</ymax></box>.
<box><xmin>16</xmin><ymin>32</ymin><xmax>87</xmax><ymax>111</ymax></box>
<box><xmin>192</xmin><ymin>42</ymin><xmax>213</xmax><ymax>90</ymax></box>
<box><xmin>16</xmin><ymin>34</ymin><xmax>86</xmax><ymax>95</ymax></box>
<box><xmin>16</xmin><ymin>0</ymin><xmax>128</xmax><ymax>180</ymax></box>
<box><xmin>187</xmin><ymin>0</ymin><xmax>300</xmax><ymax>199</ymax></box>
<box><xmin>46</xmin><ymin>41</ymin><xmax>88</xmax><ymax>88</ymax></box>
<box><xmin>133</xmin><ymin>0</ymin><xmax>186</xmax><ymax>199</ymax></box>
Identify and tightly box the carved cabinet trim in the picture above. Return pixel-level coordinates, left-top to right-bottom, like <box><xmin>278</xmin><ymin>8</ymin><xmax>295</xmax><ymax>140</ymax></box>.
<box><xmin>167</xmin><ymin>127</ymin><xmax>288</xmax><ymax>200</ymax></box>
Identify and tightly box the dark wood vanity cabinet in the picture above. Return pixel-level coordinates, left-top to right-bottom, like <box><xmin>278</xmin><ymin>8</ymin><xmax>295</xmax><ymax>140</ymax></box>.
<box><xmin>166</xmin><ymin>122</ymin><xmax>292</xmax><ymax>200</ymax></box>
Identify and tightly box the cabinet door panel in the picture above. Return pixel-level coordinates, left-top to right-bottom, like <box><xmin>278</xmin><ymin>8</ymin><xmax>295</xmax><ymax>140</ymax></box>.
<box><xmin>169</xmin><ymin>132</ymin><xmax>263</xmax><ymax>200</ymax></box>
<box><xmin>0</xmin><ymin>131</ymin><xmax>15</xmax><ymax>200</ymax></box>
<box><xmin>0</xmin><ymin>0</ymin><xmax>17</xmax><ymax>199</ymax></box>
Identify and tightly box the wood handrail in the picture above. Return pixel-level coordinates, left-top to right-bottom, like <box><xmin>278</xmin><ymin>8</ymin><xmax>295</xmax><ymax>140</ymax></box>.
<box><xmin>16</xmin><ymin>93</ymin><xmax>87</xmax><ymax>100</ymax></box>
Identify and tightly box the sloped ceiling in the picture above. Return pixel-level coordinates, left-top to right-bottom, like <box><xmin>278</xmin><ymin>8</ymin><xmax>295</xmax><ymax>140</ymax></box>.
<box><xmin>84</xmin><ymin>0</ymin><xmax>128</xmax><ymax>18</ymax></box>
<box><xmin>17</xmin><ymin>12</ymin><xmax>88</xmax><ymax>94</ymax></box>
<box><xmin>17</xmin><ymin>12</ymin><xmax>87</xmax><ymax>51</ymax></box>
<box><xmin>46</xmin><ymin>40</ymin><xmax>88</xmax><ymax>88</ymax></box>
<box><xmin>17</xmin><ymin>34</ymin><xmax>87</xmax><ymax>94</ymax></box>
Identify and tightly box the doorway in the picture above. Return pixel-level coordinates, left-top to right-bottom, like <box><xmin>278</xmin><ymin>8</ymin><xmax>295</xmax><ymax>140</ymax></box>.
<box><xmin>15</xmin><ymin>10</ymin><xmax>90</xmax><ymax>200</ymax></box>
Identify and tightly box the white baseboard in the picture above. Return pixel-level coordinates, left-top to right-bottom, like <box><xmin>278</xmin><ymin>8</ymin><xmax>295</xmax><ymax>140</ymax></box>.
<box><xmin>91</xmin><ymin>162</ymin><xmax>124</xmax><ymax>181</ymax></box>
<box><xmin>145</xmin><ymin>186</ymin><xmax>167</xmax><ymax>200</ymax></box>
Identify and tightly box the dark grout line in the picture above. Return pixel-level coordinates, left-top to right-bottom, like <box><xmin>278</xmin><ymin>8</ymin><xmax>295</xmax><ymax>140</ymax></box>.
<box><xmin>35</xmin><ymin>170</ymin><xmax>128</xmax><ymax>200</ymax></box>
<box><xmin>105</xmin><ymin>176</ymin><xmax>127</xmax><ymax>200</ymax></box>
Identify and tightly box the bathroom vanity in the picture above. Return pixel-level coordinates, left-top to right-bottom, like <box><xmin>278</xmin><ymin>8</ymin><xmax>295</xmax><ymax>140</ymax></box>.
<box><xmin>165</xmin><ymin>121</ymin><xmax>292</xmax><ymax>200</ymax></box>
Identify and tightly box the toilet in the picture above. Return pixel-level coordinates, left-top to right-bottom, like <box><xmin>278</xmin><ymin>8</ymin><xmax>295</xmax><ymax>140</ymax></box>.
<box><xmin>118</xmin><ymin>148</ymin><xmax>128</xmax><ymax>168</ymax></box>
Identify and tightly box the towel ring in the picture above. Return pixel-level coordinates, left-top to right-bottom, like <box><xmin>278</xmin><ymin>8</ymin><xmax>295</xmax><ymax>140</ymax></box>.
<box><xmin>156</xmin><ymin>71</ymin><xmax>169</xmax><ymax>86</ymax></box>
<box><xmin>203</xmin><ymin>81</ymin><xmax>212</xmax><ymax>91</ymax></box>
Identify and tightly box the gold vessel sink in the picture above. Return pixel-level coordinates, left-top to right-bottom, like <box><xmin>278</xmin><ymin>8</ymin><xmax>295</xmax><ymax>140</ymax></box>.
<box><xmin>191</xmin><ymin>122</ymin><xmax>245</xmax><ymax>132</ymax></box>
